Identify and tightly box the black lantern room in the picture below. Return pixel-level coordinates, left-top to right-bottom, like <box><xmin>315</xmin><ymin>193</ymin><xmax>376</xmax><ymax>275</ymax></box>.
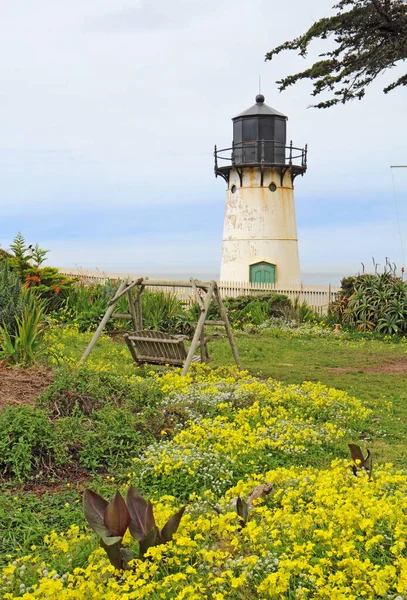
<box><xmin>232</xmin><ymin>94</ymin><xmax>287</xmax><ymax>165</ymax></box>
<box><xmin>214</xmin><ymin>94</ymin><xmax>307</xmax><ymax>184</ymax></box>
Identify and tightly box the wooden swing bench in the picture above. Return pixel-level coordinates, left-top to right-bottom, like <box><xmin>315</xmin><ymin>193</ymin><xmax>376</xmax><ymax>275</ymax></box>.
<box><xmin>80</xmin><ymin>277</ymin><xmax>240</xmax><ymax>376</ymax></box>
<box><xmin>124</xmin><ymin>330</ymin><xmax>210</xmax><ymax>367</ymax></box>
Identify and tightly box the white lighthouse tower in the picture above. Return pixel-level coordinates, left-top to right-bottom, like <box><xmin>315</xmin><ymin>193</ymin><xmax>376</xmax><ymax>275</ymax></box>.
<box><xmin>215</xmin><ymin>94</ymin><xmax>307</xmax><ymax>285</ymax></box>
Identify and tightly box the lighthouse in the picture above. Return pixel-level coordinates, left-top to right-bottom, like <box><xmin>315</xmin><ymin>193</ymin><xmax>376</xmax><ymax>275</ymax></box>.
<box><xmin>215</xmin><ymin>94</ymin><xmax>307</xmax><ymax>285</ymax></box>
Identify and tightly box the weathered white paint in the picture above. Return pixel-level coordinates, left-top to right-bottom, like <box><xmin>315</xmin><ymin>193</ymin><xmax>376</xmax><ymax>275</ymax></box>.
<box><xmin>220</xmin><ymin>167</ymin><xmax>301</xmax><ymax>284</ymax></box>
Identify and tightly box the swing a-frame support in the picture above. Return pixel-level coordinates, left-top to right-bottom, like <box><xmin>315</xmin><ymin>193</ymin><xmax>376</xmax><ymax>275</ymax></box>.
<box><xmin>80</xmin><ymin>278</ymin><xmax>241</xmax><ymax>376</ymax></box>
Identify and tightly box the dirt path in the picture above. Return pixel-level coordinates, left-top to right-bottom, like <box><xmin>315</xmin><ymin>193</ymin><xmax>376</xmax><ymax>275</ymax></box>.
<box><xmin>0</xmin><ymin>365</ymin><xmax>53</xmax><ymax>410</ymax></box>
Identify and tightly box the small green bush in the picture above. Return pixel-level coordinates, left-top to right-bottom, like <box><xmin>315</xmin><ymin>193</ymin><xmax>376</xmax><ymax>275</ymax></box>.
<box><xmin>38</xmin><ymin>365</ymin><xmax>163</xmax><ymax>416</ymax></box>
<box><xmin>0</xmin><ymin>406</ymin><xmax>66</xmax><ymax>480</ymax></box>
<box><xmin>219</xmin><ymin>293</ymin><xmax>292</xmax><ymax>329</ymax></box>
<box><xmin>76</xmin><ymin>406</ymin><xmax>153</xmax><ymax>471</ymax></box>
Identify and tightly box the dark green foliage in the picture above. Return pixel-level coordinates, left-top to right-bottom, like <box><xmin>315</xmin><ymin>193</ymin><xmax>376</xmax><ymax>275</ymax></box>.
<box><xmin>84</xmin><ymin>486</ymin><xmax>185</xmax><ymax>568</ymax></box>
<box><xmin>60</xmin><ymin>281</ymin><xmax>128</xmax><ymax>332</ymax></box>
<box><xmin>9</xmin><ymin>232</ymin><xmax>31</xmax><ymax>277</ymax></box>
<box><xmin>220</xmin><ymin>293</ymin><xmax>292</xmax><ymax>329</ymax></box>
<box><xmin>59</xmin><ymin>280</ymin><xmax>293</xmax><ymax>334</ymax></box>
<box><xmin>265</xmin><ymin>0</ymin><xmax>407</xmax><ymax>108</ymax></box>
<box><xmin>0</xmin><ymin>401</ymin><xmax>156</xmax><ymax>480</ymax></box>
<box><xmin>332</xmin><ymin>272</ymin><xmax>407</xmax><ymax>334</ymax></box>
<box><xmin>61</xmin><ymin>283</ymin><xmax>193</xmax><ymax>334</ymax></box>
<box><xmin>0</xmin><ymin>247</ymin><xmax>13</xmax><ymax>262</ymax></box>
<box><xmin>0</xmin><ymin>261</ymin><xmax>26</xmax><ymax>336</ymax></box>
<box><xmin>0</xmin><ymin>406</ymin><xmax>66</xmax><ymax>481</ymax></box>
<box><xmin>291</xmin><ymin>296</ymin><xmax>320</xmax><ymax>323</ymax></box>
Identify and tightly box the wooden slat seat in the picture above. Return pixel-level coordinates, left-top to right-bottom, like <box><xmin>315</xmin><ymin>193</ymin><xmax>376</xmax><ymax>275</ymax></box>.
<box><xmin>124</xmin><ymin>330</ymin><xmax>207</xmax><ymax>367</ymax></box>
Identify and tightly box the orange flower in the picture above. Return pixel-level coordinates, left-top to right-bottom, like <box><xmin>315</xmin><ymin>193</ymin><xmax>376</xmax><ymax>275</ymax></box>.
<box><xmin>53</xmin><ymin>285</ymin><xmax>60</xmax><ymax>294</ymax></box>
<box><xmin>26</xmin><ymin>275</ymin><xmax>41</xmax><ymax>284</ymax></box>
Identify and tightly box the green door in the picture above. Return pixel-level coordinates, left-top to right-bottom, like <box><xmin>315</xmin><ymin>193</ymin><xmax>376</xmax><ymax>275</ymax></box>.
<box><xmin>249</xmin><ymin>262</ymin><xmax>276</xmax><ymax>284</ymax></box>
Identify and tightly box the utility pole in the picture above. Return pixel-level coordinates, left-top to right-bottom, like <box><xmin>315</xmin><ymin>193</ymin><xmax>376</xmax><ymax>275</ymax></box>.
<box><xmin>390</xmin><ymin>165</ymin><xmax>406</xmax><ymax>280</ymax></box>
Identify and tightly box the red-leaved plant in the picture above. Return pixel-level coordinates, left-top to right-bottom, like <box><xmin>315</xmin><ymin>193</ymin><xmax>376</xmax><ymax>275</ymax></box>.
<box><xmin>83</xmin><ymin>485</ymin><xmax>185</xmax><ymax>569</ymax></box>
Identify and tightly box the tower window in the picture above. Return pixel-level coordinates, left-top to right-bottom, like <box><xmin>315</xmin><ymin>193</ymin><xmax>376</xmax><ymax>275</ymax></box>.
<box><xmin>231</xmin><ymin>185</ymin><xmax>237</xmax><ymax>193</ymax></box>
<box><xmin>269</xmin><ymin>183</ymin><xmax>277</xmax><ymax>192</ymax></box>
<box><xmin>250</xmin><ymin>262</ymin><xmax>276</xmax><ymax>284</ymax></box>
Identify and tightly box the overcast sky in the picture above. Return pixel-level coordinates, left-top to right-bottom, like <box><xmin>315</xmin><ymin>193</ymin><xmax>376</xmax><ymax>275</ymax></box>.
<box><xmin>0</xmin><ymin>0</ymin><xmax>406</xmax><ymax>283</ymax></box>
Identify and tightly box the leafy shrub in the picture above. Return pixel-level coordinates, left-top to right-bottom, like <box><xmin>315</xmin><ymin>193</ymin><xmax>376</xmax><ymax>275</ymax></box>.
<box><xmin>38</xmin><ymin>365</ymin><xmax>163</xmax><ymax>416</ymax></box>
<box><xmin>59</xmin><ymin>281</ymin><xmax>129</xmax><ymax>332</ymax></box>
<box><xmin>76</xmin><ymin>406</ymin><xmax>154</xmax><ymax>471</ymax></box>
<box><xmin>332</xmin><ymin>271</ymin><xmax>407</xmax><ymax>334</ymax></box>
<box><xmin>0</xmin><ymin>406</ymin><xmax>66</xmax><ymax>480</ymax></box>
<box><xmin>219</xmin><ymin>293</ymin><xmax>292</xmax><ymax>329</ymax></box>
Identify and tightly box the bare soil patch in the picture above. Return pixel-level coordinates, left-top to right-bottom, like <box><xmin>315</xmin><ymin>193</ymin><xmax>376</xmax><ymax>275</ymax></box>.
<box><xmin>0</xmin><ymin>365</ymin><xmax>53</xmax><ymax>410</ymax></box>
<box><xmin>326</xmin><ymin>356</ymin><xmax>407</xmax><ymax>375</ymax></box>
<box><xmin>21</xmin><ymin>471</ymin><xmax>90</xmax><ymax>497</ymax></box>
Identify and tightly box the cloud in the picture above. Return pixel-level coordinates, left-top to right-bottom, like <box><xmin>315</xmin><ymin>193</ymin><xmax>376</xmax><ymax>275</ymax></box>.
<box><xmin>83</xmin><ymin>0</ymin><xmax>226</xmax><ymax>33</ymax></box>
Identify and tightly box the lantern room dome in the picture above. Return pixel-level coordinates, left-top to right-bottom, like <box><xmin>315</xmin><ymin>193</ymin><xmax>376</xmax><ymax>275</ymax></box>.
<box><xmin>234</xmin><ymin>94</ymin><xmax>287</xmax><ymax>119</ymax></box>
<box><xmin>232</xmin><ymin>94</ymin><xmax>288</xmax><ymax>165</ymax></box>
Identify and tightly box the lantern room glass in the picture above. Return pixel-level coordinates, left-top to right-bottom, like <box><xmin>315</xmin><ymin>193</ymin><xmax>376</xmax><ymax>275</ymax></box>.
<box><xmin>232</xmin><ymin>115</ymin><xmax>287</xmax><ymax>166</ymax></box>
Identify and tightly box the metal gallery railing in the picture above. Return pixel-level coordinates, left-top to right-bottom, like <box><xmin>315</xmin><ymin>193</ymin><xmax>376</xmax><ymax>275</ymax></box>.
<box><xmin>214</xmin><ymin>140</ymin><xmax>307</xmax><ymax>171</ymax></box>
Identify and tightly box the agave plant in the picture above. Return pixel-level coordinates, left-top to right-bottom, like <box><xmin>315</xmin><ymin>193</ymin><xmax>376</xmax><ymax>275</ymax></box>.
<box><xmin>83</xmin><ymin>485</ymin><xmax>185</xmax><ymax>569</ymax></box>
<box><xmin>332</xmin><ymin>270</ymin><xmax>407</xmax><ymax>335</ymax></box>
<box><xmin>0</xmin><ymin>293</ymin><xmax>46</xmax><ymax>365</ymax></box>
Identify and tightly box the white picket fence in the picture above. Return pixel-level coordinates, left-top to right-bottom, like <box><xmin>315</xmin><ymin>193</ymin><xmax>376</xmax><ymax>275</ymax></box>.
<box><xmin>218</xmin><ymin>281</ymin><xmax>339</xmax><ymax>314</ymax></box>
<box><xmin>60</xmin><ymin>269</ymin><xmax>339</xmax><ymax>314</ymax></box>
